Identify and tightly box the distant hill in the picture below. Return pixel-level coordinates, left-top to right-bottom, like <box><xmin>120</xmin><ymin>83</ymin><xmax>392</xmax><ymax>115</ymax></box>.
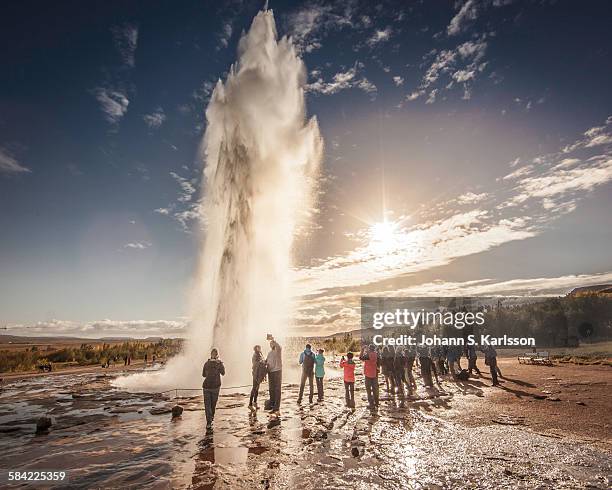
<box><xmin>569</xmin><ymin>284</ymin><xmax>612</xmax><ymax>296</ymax></box>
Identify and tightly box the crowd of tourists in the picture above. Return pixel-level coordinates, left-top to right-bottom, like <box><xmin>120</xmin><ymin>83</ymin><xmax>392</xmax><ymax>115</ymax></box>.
<box><xmin>200</xmin><ymin>337</ymin><xmax>502</xmax><ymax>430</ymax></box>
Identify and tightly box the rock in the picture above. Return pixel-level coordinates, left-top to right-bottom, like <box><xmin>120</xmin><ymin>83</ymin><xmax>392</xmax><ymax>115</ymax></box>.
<box><xmin>171</xmin><ymin>405</ymin><xmax>184</xmax><ymax>418</ymax></box>
<box><xmin>150</xmin><ymin>406</ymin><xmax>172</xmax><ymax>415</ymax></box>
<box><xmin>351</xmin><ymin>446</ymin><xmax>360</xmax><ymax>457</ymax></box>
<box><xmin>576</xmin><ymin>401</ymin><xmax>586</xmax><ymax>406</ymax></box>
<box><xmin>546</xmin><ymin>397</ymin><xmax>561</xmax><ymax>402</ymax></box>
<box><xmin>36</xmin><ymin>416</ymin><xmax>52</xmax><ymax>434</ymax></box>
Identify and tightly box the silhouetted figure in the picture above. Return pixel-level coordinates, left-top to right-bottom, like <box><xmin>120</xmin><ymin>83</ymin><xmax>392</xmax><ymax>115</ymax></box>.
<box><xmin>266</xmin><ymin>337</ymin><xmax>282</xmax><ymax>416</ymax></box>
<box><xmin>393</xmin><ymin>348</ymin><xmax>406</xmax><ymax>407</ymax></box>
<box><xmin>297</xmin><ymin>344</ymin><xmax>316</xmax><ymax>404</ymax></box>
<box><xmin>467</xmin><ymin>345</ymin><xmax>481</xmax><ymax>376</ymax></box>
<box><xmin>381</xmin><ymin>346</ymin><xmax>395</xmax><ymax>393</ymax></box>
<box><xmin>419</xmin><ymin>346</ymin><xmax>439</xmax><ymax>388</ymax></box>
<box><xmin>482</xmin><ymin>345</ymin><xmax>499</xmax><ymax>386</ymax></box>
<box><xmin>403</xmin><ymin>347</ymin><xmax>417</xmax><ymax>394</ymax></box>
<box><xmin>202</xmin><ymin>348</ymin><xmax>225</xmax><ymax>430</ymax></box>
<box><xmin>249</xmin><ymin>345</ymin><xmax>266</xmax><ymax>411</ymax></box>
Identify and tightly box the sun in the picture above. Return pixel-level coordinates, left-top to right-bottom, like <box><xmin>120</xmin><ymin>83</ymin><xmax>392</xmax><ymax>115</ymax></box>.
<box><xmin>370</xmin><ymin>220</ymin><xmax>397</xmax><ymax>242</ymax></box>
<box><xmin>368</xmin><ymin>220</ymin><xmax>399</xmax><ymax>254</ymax></box>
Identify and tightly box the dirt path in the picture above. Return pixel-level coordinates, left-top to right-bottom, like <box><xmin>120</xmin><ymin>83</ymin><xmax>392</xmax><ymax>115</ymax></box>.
<box><xmin>448</xmin><ymin>358</ymin><xmax>612</xmax><ymax>446</ymax></box>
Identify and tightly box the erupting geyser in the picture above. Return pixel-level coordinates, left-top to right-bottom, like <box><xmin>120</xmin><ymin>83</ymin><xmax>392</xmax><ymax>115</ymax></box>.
<box><xmin>115</xmin><ymin>8</ymin><xmax>322</xmax><ymax>391</ymax></box>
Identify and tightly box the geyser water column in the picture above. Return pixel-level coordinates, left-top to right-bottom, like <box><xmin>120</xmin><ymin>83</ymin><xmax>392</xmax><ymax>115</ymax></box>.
<box><xmin>114</xmin><ymin>8</ymin><xmax>322</xmax><ymax>391</ymax></box>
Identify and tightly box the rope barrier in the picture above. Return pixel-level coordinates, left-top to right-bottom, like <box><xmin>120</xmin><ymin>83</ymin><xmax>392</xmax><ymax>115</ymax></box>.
<box><xmin>159</xmin><ymin>381</ymin><xmax>305</xmax><ymax>400</ymax></box>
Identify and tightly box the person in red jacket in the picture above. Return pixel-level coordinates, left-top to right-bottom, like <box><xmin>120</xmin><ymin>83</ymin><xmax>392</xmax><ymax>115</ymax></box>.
<box><xmin>340</xmin><ymin>352</ymin><xmax>356</xmax><ymax>408</ymax></box>
<box><xmin>359</xmin><ymin>344</ymin><xmax>380</xmax><ymax>409</ymax></box>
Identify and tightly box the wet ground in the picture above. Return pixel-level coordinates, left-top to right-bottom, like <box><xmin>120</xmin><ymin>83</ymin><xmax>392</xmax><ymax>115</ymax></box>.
<box><xmin>0</xmin><ymin>361</ymin><xmax>610</xmax><ymax>489</ymax></box>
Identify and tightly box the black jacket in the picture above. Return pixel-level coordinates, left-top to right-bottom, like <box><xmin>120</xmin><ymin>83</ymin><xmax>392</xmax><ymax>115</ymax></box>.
<box><xmin>202</xmin><ymin>358</ymin><xmax>225</xmax><ymax>389</ymax></box>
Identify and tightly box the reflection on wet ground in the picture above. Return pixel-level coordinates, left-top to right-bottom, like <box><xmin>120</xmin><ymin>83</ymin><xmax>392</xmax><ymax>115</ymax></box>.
<box><xmin>0</xmin><ymin>366</ymin><xmax>610</xmax><ymax>489</ymax></box>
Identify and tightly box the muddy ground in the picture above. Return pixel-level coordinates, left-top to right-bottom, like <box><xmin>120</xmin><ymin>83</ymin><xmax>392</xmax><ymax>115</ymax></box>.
<box><xmin>0</xmin><ymin>358</ymin><xmax>610</xmax><ymax>489</ymax></box>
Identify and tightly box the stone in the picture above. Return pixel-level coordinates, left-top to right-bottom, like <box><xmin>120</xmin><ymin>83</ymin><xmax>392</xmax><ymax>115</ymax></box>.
<box><xmin>171</xmin><ymin>405</ymin><xmax>184</xmax><ymax>418</ymax></box>
<box><xmin>36</xmin><ymin>416</ymin><xmax>52</xmax><ymax>434</ymax></box>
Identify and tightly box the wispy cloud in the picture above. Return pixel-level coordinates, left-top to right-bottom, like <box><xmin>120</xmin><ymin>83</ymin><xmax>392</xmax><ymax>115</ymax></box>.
<box><xmin>143</xmin><ymin>107</ymin><xmax>166</xmax><ymax>129</ymax></box>
<box><xmin>407</xmin><ymin>36</ymin><xmax>489</xmax><ymax>103</ymax></box>
<box><xmin>93</xmin><ymin>87</ymin><xmax>129</xmax><ymax>124</ymax></box>
<box><xmin>111</xmin><ymin>23</ymin><xmax>139</xmax><ymax>68</ymax></box>
<box><xmin>154</xmin><ymin>171</ymin><xmax>202</xmax><ymax>232</ymax></box>
<box><xmin>447</xmin><ymin>0</ymin><xmax>480</xmax><ymax>36</ymax></box>
<box><xmin>0</xmin><ymin>147</ymin><xmax>30</xmax><ymax>174</ymax></box>
<box><xmin>217</xmin><ymin>22</ymin><xmax>233</xmax><ymax>49</ymax></box>
<box><xmin>5</xmin><ymin>318</ymin><xmax>187</xmax><ymax>338</ymax></box>
<box><xmin>123</xmin><ymin>241</ymin><xmax>151</xmax><ymax>250</ymax></box>
<box><xmin>366</xmin><ymin>27</ymin><xmax>392</xmax><ymax>47</ymax></box>
<box><xmin>285</xmin><ymin>2</ymin><xmax>358</xmax><ymax>53</ymax></box>
<box><xmin>307</xmin><ymin>62</ymin><xmax>376</xmax><ymax>96</ymax></box>
<box><xmin>447</xmin><ymin>0</ymin><xmax>514</xmax><ymax>36</ymax></box>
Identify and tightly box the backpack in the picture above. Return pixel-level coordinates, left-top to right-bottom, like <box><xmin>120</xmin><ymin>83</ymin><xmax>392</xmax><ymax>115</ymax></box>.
<box><xmin>457</xmin><ymin>369</ymin><xmax>470</xmax><ymax>381</ymax></box>
<box><xmin>303</xmin><ymin>351</ymin><xmax>315</xmax><ymax>372</ymax></box>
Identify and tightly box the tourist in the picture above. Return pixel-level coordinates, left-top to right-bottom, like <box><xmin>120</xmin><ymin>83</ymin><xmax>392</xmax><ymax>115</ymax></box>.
<box><xmin>266</xmin><ymin>336</ymin><xmax>283</xmax><ymax>416</ymax></box>
<box><xmin>446</xmin><ymin>345</ymin><xmax>460</xmax><ymax>378</ymax></box>
<box><xmin>359</xmin><ymin>344</ymin><xmax>379</xmax><ymax>409</ymax></box>
<box><xmin>144</xmin><ymin>353</ymin><xmax>148</xmax><ymax>366</ymax></box>
<box><xmin>297</xmin><ymin>343</ymin><xmax>316</xmax><ymax>404</ymax></box>
<box><xmin>393</xmin><ymin>347</ymin><xmax>406</xmax><ymax>407</ymax></box>
<box><xmin>436</xmin><ymin>346</ymin><xmax>448</xmax><ymax>375</ymax></box>
<box><xmin>404</xmin><ymin>346</ymin><xmax>417</xmax><ymax>394</ymax></box>
<box><xmin>381</xmin><ymin>346</ymin><xmax>395</xmax><ymax>393</ymax></box>
<box><xmin>249</xmin><ymin>345</ymin><xmax>266</xmax><ymax>411</ymax></box>
<box><xmin>482</xmin><ymin>345</ymin><xmax>500</xmax><ymax>386</ymax></box>
<box><xmin>202</xmin><ymin>348</ymin><xmax>225</xmax><ymax>430</ymax></box>
<box><xmin>467</xmin><ymin>344</ymin><xmax>481</xmax><ymax>376</ymax></box>
<box><xmin>314</xmin><ymin>348</ymin><xmax>325</xmax><ymax>402</ymax></box>
<box><xmin>340</xmin><ymin>352</ymin><xmax>356</xmax><ymax>408</ymax></box>
<box><xmin>419</xmin><ymin>345</ymin><xmax>440</xmax><ymax>388</ymax></box>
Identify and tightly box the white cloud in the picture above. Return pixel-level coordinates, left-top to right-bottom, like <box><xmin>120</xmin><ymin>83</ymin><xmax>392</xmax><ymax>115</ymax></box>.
<box><xmin>285</xmin><ymin>3</ymin><xmax>357</xmax><ymax>53</ymax></box>
<box><xmin>94</xmin><ymin>87</ymin><xmax>129</xmax><ymax>124</ymax></box>
<box><xmin>111</xmin><ymin>23</ymin><xmax>139</xmax><ymax>67</ymax></box>
<box><xmin>170</xmin><ymin>171</ymin><xmax>196</xmax><ymax>202</ymax></box>
<box><xmin>366</xmin><ymin>27</ymin><xmax>392</xmax><ymax>47</ymax></box>
<box><xmin>456</xmin><ymin>191</ymin><xmax>488</xmax><ymax>204</ymax></box>
<box><xmin>392</xmin><ymin>76</ymin><xmax>404</xmax><ymax>86</ymax></box>
<box><xmin>155</xmin><ymin>172</ymin><xmax>202</xmax><ymax>232</ymax></box>
<box><xmin>0</xmin><ymin>147</ymin><xmax>30</xmax><ymax>174</ymax></box>
<box><xmin>217</xmin><ymin>22</ymin><xmax>233</xmax><ymax>49</ymax></box>
<box><xmin>563</xmin><ymin>116</ymin><xmax>612</xmax><ymax>153</ymax></box>
<box><xmin>307</xmin><ymin>63</ymin><xmax>376</xmax><ymax>96</ymax></box>
<box><xmin>123</xmin><ymin>242</ymin><xmax>151</xmax><ymax>250</ymax></box>
<box><xmin>6</xmin><ymin>318</ymin><xmax>187</xmax><ymax>339</ymax></box>
<box><xmin>447</xmin><ymin>0</ymin><xmax>479</xmax><ymax>36</ymax></box>
<box><xmin>447</xmin><ymin>0</ymin><xmax>514</xmax><ymax>36</ymax></box>
<box><xmin>408</xmin><ymin>36</ymin><xmax>488</xmax><ymax>103</ymax></box>
<box><xmin>294</xmin><ymin>210</ymin><xmax>536</xmax><ymax>296</ymax></box>
<box><xmin>143</xmin><ymin>107</ymin><xmax>166</xmax><ymax>129</ymax></box>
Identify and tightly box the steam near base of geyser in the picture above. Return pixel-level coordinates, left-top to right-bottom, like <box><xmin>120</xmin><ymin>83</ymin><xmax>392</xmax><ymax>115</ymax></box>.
<box><xmin>114</xmin><ymin>8</ymin><xmax>322</xmax><ymax>392</ymax></box>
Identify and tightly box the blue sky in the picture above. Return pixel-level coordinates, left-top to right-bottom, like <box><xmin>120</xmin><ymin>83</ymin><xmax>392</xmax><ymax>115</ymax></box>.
<box><xmin>1</xmin><ymin>0</ymin><xmax>611</xmax><ymax>336</ymax></box>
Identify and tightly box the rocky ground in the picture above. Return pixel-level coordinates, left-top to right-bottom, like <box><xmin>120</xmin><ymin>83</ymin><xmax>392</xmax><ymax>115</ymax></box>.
<box><xmin>0</xmin><ymin>359</ymin><xmax>610</xmax><ymax>489</ymax></box>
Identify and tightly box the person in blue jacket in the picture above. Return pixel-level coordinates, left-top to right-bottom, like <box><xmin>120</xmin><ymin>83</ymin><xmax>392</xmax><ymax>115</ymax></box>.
<box><xmin>314</xmin><ymin>349</ymin><xmax>326</xmax><ymax>402</ymax></box>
